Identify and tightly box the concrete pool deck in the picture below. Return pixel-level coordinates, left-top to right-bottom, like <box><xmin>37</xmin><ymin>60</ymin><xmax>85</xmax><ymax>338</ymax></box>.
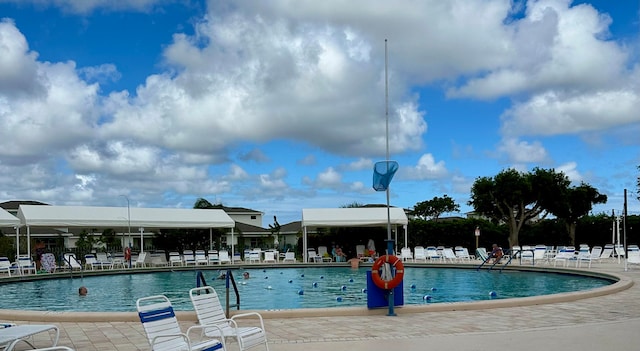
<box><xmin>4</xmin><ymin>261</ymin><xmax>640</xmax><ymax>350</ymax></box>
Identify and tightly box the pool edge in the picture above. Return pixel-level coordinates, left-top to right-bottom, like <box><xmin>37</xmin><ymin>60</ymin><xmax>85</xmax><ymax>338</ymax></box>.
<box><xmin>0</xmin><ymin>265</ymin><xmax>631</xmax><ymax>322</ymax></box>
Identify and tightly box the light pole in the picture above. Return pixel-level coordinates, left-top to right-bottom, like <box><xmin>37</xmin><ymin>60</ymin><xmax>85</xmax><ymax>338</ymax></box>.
<box><xmin>120</xmin><ymin>195</ymin><xmax>131</xmax><ymax>268</ymax></box>
<box><xmin>475</xmin><ymin>226</ymin><xmax>481</xmax><ymax>251</ymax></box>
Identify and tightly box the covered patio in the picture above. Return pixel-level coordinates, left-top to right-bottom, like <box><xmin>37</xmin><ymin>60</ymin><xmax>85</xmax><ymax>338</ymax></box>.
<box><xmin>301</xmin><ymin>207</ymin><xmax>409</xmax><ymax>262</ymax></box>
<box><xmin>16</xmin><ymin>205</ymin><xmax>235</xmax><ymax>256</ymax></box>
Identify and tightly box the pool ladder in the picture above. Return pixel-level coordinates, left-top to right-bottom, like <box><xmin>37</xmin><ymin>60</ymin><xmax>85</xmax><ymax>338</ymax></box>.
<box><xmin>476</xmin><ymin>249</ymin><xmax>515</xmax><ymax>272</ymax></box>
<box><xmin>196</xmin><ymin>269</ymin><xmax>240</xmax><ymax>317</ymax></box>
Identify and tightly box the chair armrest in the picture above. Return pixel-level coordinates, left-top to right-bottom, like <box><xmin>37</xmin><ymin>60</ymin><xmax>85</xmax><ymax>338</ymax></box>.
<box><xmin>231</xmin><ymin>312</ymin><xmax>266</xmax><ymax>328</ymax></box>
<box><xmin>151</xmin><ymin>333</ymin><xmax>190</xmax><ymax>346</ymax></box>
<box><xmin>186</xmin><ymin>322</ymin><xmax>227</xmax><ymax>337</ymax></box>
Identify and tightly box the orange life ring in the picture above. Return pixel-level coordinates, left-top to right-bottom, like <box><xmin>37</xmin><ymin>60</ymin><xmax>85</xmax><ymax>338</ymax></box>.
<box><xmin>124</xmin><ymin>247</ymin><xmax>131</xmax><ymax>261</ymax></box>
<box><xmin>371</xmin><ymin>254</ymin><xmax>404</xmax><ymax>290</ymax></box>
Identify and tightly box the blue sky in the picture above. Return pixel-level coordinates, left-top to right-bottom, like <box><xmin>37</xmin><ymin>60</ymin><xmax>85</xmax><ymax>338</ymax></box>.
<box><xmin>0</xmin><ymin>0</ymin><xmax>638</xmax><ymax>226</ymax></box>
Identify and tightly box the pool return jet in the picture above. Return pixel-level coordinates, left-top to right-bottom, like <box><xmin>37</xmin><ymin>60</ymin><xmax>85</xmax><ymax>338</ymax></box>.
<box><xmin>369</xmin><ymin>39</ymin><xmax>403</xmax><ymax>317</ymax></box>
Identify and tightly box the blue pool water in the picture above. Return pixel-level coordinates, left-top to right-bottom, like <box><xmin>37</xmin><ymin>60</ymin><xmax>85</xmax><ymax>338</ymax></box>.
<box><xmin>0</xmin><ymin>267</ymin><xmax>612</xmax><ymax>312</ymax></box>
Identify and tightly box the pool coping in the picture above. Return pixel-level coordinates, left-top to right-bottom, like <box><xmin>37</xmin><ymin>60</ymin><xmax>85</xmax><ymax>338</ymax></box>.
<box><xmin>0</xmin><ymin>263</ymin><xmax>631</xmax><ymax>322</ymax></box>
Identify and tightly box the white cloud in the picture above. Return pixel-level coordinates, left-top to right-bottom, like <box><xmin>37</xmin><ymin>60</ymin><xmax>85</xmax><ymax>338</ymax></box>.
<box><xmin>556</xmin><ymin>161</ymin><xmax>582</xmax><ymax>183</ymax></box>
<box><xmin>497</xmin><ymin>138</ymin><xmax>550</xmax><ymax>164</ymax></box>
<box><xmin>341</xmin><ymin>158</ymin><xmax>373</xmax><ymax>171</ymax></box>
<box><xmin>227</xmin><ymin>164</ymin><xmax>249</xmax><ymax>180</ymax></box>
<box><xmin>403</xmin><ymin>153</ymin><xmax>448</xmax><ymax>180</ymax></box>
<box><xmin>501</xmin><ymin>90</ymin><xmax>640</xmax><ymax>137</ymax></box>
<box><xmin>0</xmin><ymin>21</ymin><xmax>100</xmax><ymax>162</ymax></box>
<box><xmin>315</xmin><ymin>167</ymin><xmax>342</xmax><ymax>189</ymax></box>
<box><xmin>0</xmin><ymin>0</ymin><xmax>170</xmax><ymax>14</ymax></box>
<box><xmin>0</xmin><ymin>19</ymin><xmax>43</xmax><ymax>98</ymax></box>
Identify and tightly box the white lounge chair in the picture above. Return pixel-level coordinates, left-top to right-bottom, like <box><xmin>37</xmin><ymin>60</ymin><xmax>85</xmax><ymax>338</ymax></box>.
<box><xmin>282</xmin><ymin>251</ymin><xmax>296</xmax><ymax>263</ymax></box>
<box><xmin>150</xmin><ymin>253</ymin><xmax>168</xmax><ymax>267</ymax></box>
<box><xmin>476</xmin><ymin>248</ymin><xmax>489</xmax><ymax>262</ymax></box>
<box><xmin>233</xmin><ymin>252</ymin><xmax>243</xmax><ymax>263</ymax></box>
<box><xmin>317</xmin><ymin>246</ymin><xmax>332</xmax><ymax>262</ymax></box>
<box><xmin>134</xmin><ymin>252</ymin><xmax>149</xmax><ymax>268</ymax></box>
<box><xmin>183</xmin><ymin>250</ymin><xmax>196</xmax><ymax>265</ymax></box>
<box><xmin>248</xmin><ymin>249</ymin><xmax>261</xmax><ymax>264</ymax></box>
<box><xmin>600</xmin><ymin>244</ymin><xmax>614</xmax><ymax>262</ymax></box>
<box><xmin>519</xmin><ymin>245</ymin><xmax>534</xmax><ymax>265</ymax></box>
<box><xmin>426</xmin><ymin>246</ymin><xmax>441</xmax><ymax>262</ymax></box>
<box><xmin>263</xmin><ymin>251</ymin><xmax>276</xmax><ymax>263</ymax></box>
<box><xmin>553</xmin><ymin>246</ymin><xmax>576</xmax><ymax>267</ymax></box>
<box><xmin>413</xmin><ymin>246</ymin><xmax>427</xmax><ymax>263</ymax></box>
<box><xmin>355</xmin><ymin>245</ymin><xmax>366</xmax><ymax>260</ymax></box>
<box><xmin>168</xmin><ymin>252</ymin><xmax>182</xmax><ymax>266</ymax></box>
<box><xmin>442</xmin><ymin>248</ymin><xmax>457</xmax><ymax>263</ymax></box>
<box><xmin>454</xmin><ymin>246</ymin><xmax>471</xmax><ymax>262</ymax></box>
<box><xmin>0</xmin><ymin>324</ymin><xmax>61</xmax><ymax>351</ymax></box>
<box><xmin>0</xmin><ymin>257</ymin><xmax>15</xmax><ymax>277</ymax></box>
<box><xmin>401</xmin><ymin>247</ymin><xmax>415</xmax><ymax>262</ymax></box>
<box><xmin>17</xmin><ymin>256</ymin><xmax>36</xmax><ymax>275</ymax></box>
<box><xmin>84</xmin><ymin>254</ymin><xmax>99</xmax><ymax>270</ymax></box>
<box><xmin>195</xmin><ymin>250</ymin><xmax>208</xmax><ymax>265</ymax></box>
<box><xmin>137</xmin><ymin>295</ymin><xmax>226</xmax><ymax>351</ymax></box>
<box><xmin>627</xmin><ymin>247</ymin><xmax>640</xmax><ymax>267</ymax></box>
<box><xmin>575</xmin><ymin>246</ymin><xmax>592</xmax><ymax>268</ymax></box>
<box><xmin>190</xmin><ymin>286</ymin><xmax>268</xmax><ymax>351</ymax></box>
<box><xmin>218</xmin><ymin>250</ymin><xmax>232</xmax><ymax>264</ymax></box>
<box><xmin>307</xmin><ymin>249</ymin><xmax>321</xmax><ymax>263</ymax></box>
<box><xmin>533</xmin><ymin>245</ymin><xmax>547</xmax><ymax>264</ymax></box>
<box><xmin>208</xmin><ymin>250</ymin><xmax>220</xmax><ymax>265</ymax></box>
<box><xmin>62</xmin><ymin>253</ymin><xmax>82</xmax><ymax>271</ymax></box>
<box><xmin>95</xmin><ymin>252</ymin><xmax>112</xmax><ymax>269</ymax></box>
<box><xmin>578</xmin><ymin>246</ymin><xmax>602</xmax><ymax>268</ymax></box>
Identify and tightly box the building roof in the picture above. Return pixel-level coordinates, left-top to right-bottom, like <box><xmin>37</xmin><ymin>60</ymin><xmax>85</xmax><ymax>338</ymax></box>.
<box><xmin>17</xmin><ymin>205</ymin><xmax>235</xmax><ymax>229</ymax></box>
<box><xmin>302</xmin><ymin>207</ymin><xmax>408</xmax><ymax>228</ymax></box>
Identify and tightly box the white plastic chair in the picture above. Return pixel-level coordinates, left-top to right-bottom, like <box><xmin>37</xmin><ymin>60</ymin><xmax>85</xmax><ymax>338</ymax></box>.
<box><xmin>195</xmin><ymin>250</ymin><xmax>208</xmax><ymax>265</ymax></box>
<box><xmin>400</xmin><ymin>247</ymin><xmax>414</xmax><ymax>262</ymax></box>
<box><xmin>282</xmin><ymin>252</ymin><xmax>296</xmax><ymax>263</ymax></box>
<box><xmin>17</xmin><ymin>256</ymin><xmax>36</xmax><ymax>275</ymax></box>
<box><xmin>218</xmin><ymin>250</ymin><xmax>231</xmax><ymax>264</ymax></box>
<box><xmin>0</xmin><ymin>257</ymin><xmax>15</xmax><ymax>277</ymax></box>
<box><xmin>263</xmin><ymin>251</ymin><xmax>276</xmax><ymax>263</ymax></box>
<box><xmin>190</xmin><ymin>286</ymin><xmax>268</xmax><ymax>351</ymax></box>
<box><xmin>137</xmin><ymin>295</ymin><xmax>226</xmax><ymax>351</ymax></box>
<box><xmin>169</xmin><ymin>252</ymin><xmax>183</xmax><ymax>266</ymax></box>
<box><xmin>208</xmin><ymin>250</ymin><xmax>220</xmax><ymax>265</ymax></box>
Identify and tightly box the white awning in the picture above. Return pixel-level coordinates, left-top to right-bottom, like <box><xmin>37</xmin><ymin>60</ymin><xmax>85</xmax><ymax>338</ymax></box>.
<box><xmin>0</xmin><ymin>208</ymin><xmax>19</xmax><ymax>227</ymax></box>
<box><xmin>302</xmin><ymin>207</ymin><xmax>408</xmax><ymax>228</ymax></box>
<box><xmin>17</xmin><ymin>205</ymin><xmax>235</xmax><ymax>228</ymax></box>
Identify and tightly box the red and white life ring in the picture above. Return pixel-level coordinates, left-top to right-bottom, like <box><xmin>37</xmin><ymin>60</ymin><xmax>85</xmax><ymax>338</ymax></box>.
<box><xmin>371</xmin><ymin>254</ymin><xmax>404</xmax><ymax>290</ymax></box>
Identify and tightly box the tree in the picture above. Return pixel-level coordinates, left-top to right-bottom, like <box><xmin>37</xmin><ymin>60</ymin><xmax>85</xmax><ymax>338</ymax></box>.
<box><xmin>413</xmin><ymin>195</ymin><xmax>460</xmax><ymax>221</ymax></box>
<box><xmin>193</xmin><ymin>198</ymin><xmax>222</xmax><ymax>209</ymax></box>
<box><xmin>546</xmin><ymin>183</ymin><xmax>607</xmax><ymax>246</ymax></box>
<box><xmin>268</xmin><ymin>216</ymin><xmax>281</xmax><ymax>249</ymax></box>
<box><xmin>469</xmin><ymin>168</ymin><xmax>570</xmax><ymax>247</ymax></box>
<box><xmin>341</xmin><ymin>201</ymin><xmax>365</xmax><ymax>208</ymax></box>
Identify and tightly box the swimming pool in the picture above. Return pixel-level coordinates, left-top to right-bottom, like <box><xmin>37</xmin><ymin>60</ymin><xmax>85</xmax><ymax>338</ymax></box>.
<box><xmin>0</xmin><ymin>266</ymin><xmax>613</xmax><ymax>312</ymax></box>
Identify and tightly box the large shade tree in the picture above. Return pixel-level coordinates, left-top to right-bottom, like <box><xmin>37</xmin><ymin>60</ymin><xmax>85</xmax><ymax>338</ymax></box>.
<box><xmin>413</xmin><ymin>195</ymin><xmax>460</xmax><ymax>221</ymax></box>
<box><xmin>469</xmin><ymin>168</ymin><xmax>570</xmax><ymax>247</ymax></box>
<box><xmin>545</xmin><ymin>183</ymin><xmax>607</xmax><ymax>246</ymax></box>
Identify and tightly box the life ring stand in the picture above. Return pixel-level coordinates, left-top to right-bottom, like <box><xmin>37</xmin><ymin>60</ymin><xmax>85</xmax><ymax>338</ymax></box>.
<box><xmin>124</xmin><ymin>247</ymin><xmax>132</xmax><ymax>262</ymax></box>
<box><xmin>371</xmin><ymin>254</ymin><xmax>404</xmax><ymax>290</ymax></box>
